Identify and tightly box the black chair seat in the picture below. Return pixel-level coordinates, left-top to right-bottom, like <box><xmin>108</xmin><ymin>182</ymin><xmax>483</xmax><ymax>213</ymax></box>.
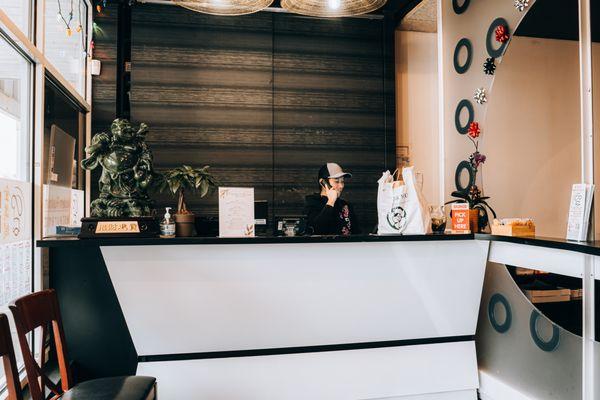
<box><xmin>61</xmin><ymin>376</ymin><xmax>156</xmax><ymax>400</ymax></box>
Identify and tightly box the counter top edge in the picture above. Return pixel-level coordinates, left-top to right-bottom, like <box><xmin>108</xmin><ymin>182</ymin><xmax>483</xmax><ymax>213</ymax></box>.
<box><xmin>37</xmin><ymin>233</ymin><xmax>474</xmax><ymax>248</ymax></box>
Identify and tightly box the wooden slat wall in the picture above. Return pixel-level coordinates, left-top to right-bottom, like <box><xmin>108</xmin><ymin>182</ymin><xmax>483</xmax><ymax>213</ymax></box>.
<box><xmin>90</xmin><ymin>3</ymin><xmax>119</xmax><ymax>199</ymax></box>
<box><xmin>273</xmin><ymin>15</ymin><xmax>389</xmax><ymax>232</ymax></box>
<box><xmin>93</xmin><ymin>4</ymin><xmax>395</xmax><ymax>233</ymax></box>
<box><xmin>130</xmin><ymin>6</ymin><xmax>274</xmax><ymax>221</ymax></box>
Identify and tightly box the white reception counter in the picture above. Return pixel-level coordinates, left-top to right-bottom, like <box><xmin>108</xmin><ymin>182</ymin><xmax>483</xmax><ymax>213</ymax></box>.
<box><xmin>40</xmin><ymin>235</ymin><xmax>488</xmax><ymax>399</ymax></box>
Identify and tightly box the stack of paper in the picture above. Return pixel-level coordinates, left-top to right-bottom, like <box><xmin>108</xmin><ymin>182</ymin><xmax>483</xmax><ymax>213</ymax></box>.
<box><xmin>566</xmin><ymin>183</ymin><xmax>595</xmax><ymax>242</ymax></box>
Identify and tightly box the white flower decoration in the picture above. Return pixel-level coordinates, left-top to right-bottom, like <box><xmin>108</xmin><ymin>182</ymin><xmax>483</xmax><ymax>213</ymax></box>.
<box><xmin>474</xmin><ymin>88</ymin><xmax>487</xmax><ymax>105</ymax></box>
<box><xmin>514</xmin><ymin>0</ymin><xmax>529</xmax><ymax>12</ymax></box>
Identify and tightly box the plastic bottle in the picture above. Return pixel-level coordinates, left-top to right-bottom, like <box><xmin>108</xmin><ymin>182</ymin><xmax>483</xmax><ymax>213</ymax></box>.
<box><xmin>160</xmin><ymin>207</ymin><xmax>176</xmax><ymax>238</ymax></box>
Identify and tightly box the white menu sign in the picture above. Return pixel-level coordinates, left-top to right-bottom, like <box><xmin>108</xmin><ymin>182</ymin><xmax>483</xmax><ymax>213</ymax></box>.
<box><xmin>219</xmin><ymin>187</ymin><xmax>255</xmax><ymax>238</ymax></box>
<box><xmin>0</xmin><ymin>178</ymin><xmax>32</xmax><ymax>307</ymax></box>
<box><xmin>566</xmin><ymin>183</ymin><xmax>594</xmax><ymax>241</ymax></box>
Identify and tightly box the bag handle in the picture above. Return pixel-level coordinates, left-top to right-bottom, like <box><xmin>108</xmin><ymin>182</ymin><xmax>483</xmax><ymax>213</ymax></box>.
<box><xmin>391</xmin><ymin>168</ymin><xmax>404</xmax><ymax>188</ymax></box>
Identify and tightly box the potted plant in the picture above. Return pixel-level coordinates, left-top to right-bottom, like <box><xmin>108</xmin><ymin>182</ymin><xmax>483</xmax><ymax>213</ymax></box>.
<box><xmin>446</xmin><ymin>121</ymin><xmax>496</xmax><ymax>233</ymax></box>
<box><xmin>155</xmin><ymin>165</ymin><xmax>217</xmax><ymax>237</ymax></box>
<box><xmin>446</xmin><ymin>187</ymin><xmax>496</xmax><ymax>233</ymax></box>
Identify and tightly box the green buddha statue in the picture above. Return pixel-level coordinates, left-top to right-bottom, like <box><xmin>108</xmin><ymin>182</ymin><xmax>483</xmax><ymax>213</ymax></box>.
<box><xmin>82</xmin><ymin>118</ymin><xmax>154</xmax><ymax>217</ymax></box>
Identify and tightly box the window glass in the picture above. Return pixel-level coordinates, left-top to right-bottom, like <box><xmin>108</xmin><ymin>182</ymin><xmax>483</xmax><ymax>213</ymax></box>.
<box><xmin>44</xmin><ymin>0</ymin><xmax>88</xmax><ymax>96</ymax></box>
<box><xmin>42</xmin><ymin>78</ymin><xmax>85</xmax><ymax>238</ymax></box>
<box><xmin>0</xmin><ymin>0</ymin><xmax>32</xmax><ymax>39</ymax></box>
<box><xmin>0</xmin><ymin>35</ymin><xmax>33</xmax><ymax>391</ymax></box>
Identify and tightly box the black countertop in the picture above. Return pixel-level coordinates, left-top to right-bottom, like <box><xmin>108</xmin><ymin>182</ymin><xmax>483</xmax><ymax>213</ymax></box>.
<box><xmin>475</xmin><ymin>233</ymin><xmax>600</xmax><ymax>256</ymax></box>
<box><xmin>37</xmin><ymin>233</ymin><xmax>473</xmax><ymax>248</ymax></box>
<box><xmin>37</xmin><ymin>232</ymin><xmax>600</xmax><ymax>256</ymax></box>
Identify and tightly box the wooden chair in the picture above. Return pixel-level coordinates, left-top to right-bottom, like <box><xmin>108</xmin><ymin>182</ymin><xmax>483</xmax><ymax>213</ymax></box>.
<box><xmin>0</xmin><ymin>314</ymin><xmax>23</xmax><ymax>400</ymax></box>
<box><xmin>9</xmin><ymin>289</ymin><xmax>156</xmax><ymax>400</ymax></box>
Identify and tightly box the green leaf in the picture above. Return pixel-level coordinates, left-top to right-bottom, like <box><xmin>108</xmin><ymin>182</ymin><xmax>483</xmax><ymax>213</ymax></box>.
<box><xmin>193</xmin><ymin>175</ymin><xmax>200</xmax><ymax>189</ymax></box>
<box><xmin>169</xmin><ymin>180</ymin><xmax>181</xmax><ymax>195</ymax></box>
<box><xmin>200</xmin><ymin>180</ymin><xmax>209</xmax><ymax>197</ymax></box>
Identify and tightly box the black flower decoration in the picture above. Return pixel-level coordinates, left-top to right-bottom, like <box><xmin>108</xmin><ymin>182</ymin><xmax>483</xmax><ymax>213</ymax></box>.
<box><xmin>484</xmin><ymin>57</ymin><xmax>496</xmax><ymax>75</ymax></box>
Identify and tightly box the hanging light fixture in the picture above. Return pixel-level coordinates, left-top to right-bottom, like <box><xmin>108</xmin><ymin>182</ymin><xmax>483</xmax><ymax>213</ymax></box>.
<box><xmin>281</xmin><ymin>0</ymin><xmax>386</xmax><ymax>17</ymax></box>
<box><xmin>172</xmin><ymin>0</ymin><xmax>274</xmax><ymax>16</ymax></box>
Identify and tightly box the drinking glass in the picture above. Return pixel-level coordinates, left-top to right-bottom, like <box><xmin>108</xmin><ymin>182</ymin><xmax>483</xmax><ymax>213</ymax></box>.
<box><xmin>430</xmin><ymin>205</ymin><xmax>447</xmax><ymax>233</ymax></box>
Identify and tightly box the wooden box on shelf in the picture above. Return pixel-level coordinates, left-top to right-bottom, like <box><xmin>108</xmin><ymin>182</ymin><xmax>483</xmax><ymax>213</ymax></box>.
<box><xmin>491</xmin><ymin>218</ymin><xmax>535</xmax><ymax>237</ymax></box>
<box><xmin>525</xmin><ymin>288</ymin><xmax>571</xmax><ymax>304</ymax></box>
<box><xmin>570</xmin><ymin>288</ymin><xmax>583</xmax><ymax>301</ymax></box>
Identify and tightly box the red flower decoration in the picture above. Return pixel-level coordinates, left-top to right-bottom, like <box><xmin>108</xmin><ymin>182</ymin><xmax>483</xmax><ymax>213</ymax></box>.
<box><xmin>495</xmin><ymin>25</ymin><xmax>509</xmax><ymax>43</ymax></box>
<box><xmin>468</xmin><ymin>122</ymin><xmax>481</xmax><ymax>138</ymax></box>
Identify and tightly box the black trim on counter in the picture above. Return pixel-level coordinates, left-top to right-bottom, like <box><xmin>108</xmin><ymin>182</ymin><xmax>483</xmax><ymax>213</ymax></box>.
<box><xmin>476</xmin><ymin>233</ymin><xmax>600</xmax><ymax>257</ymax></box>
<box><xmin>37</xmin><ymin>233</ymin><xmax>474</xmax><ymax>248</ymax></box>
<box><xmin>137</xmin><ymin>335</ymin><xmax>475</xmax><ymax>363</ymax></box>
<box><xmin>38</xmin><ymin>232</ymin><xmax>600</xmax><ymax>256</ymax></box>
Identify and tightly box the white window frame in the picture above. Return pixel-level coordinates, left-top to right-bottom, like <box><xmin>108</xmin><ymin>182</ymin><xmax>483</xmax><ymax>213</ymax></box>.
<box><xmin>0</xmin><ymin>0</ymin><xmax>93</xmax><ymax>396</ymax></box>
<box><xmin>0</xmin><ymin>0</ymin><xmax>93</xmax><ymax>273</ymax></box>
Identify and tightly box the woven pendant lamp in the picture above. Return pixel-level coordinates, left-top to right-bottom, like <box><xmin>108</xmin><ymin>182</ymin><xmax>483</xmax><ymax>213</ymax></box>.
<box><xmin>172</xmin><ymin>0</ymin><xmax>274</xmax><ymax>16</ymax></box>
<box><xmin>281</xmin><ymin>0</ymin><xmax>386</xmax><ymax>17</ymax></box>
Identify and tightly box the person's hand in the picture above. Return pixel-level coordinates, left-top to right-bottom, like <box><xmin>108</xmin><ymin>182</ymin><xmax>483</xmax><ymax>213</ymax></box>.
<box><xmin>325</xmin><ymin>186</ymin><xmax>338</xmax><ymax>206</ymax></box>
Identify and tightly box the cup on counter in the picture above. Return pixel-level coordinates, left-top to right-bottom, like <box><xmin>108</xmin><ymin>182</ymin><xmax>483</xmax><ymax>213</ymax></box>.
<box><xmin>429</xmin><ymin>205</ymin><xmax>447</xmax><ymax>233</ymax></box>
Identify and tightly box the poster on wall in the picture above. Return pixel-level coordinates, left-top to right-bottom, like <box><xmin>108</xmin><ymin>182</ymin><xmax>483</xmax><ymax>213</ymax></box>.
<box><xmin>218</xmin><ymin>187</ymin><xmax>255</xmax><ymax>238</ymax></box>
<box><xmin>0</xmin><ymin>178</ymin><xmax>31</xmax><ymax>243</ymax></box>
<box><xmin>0</xmin><ymin>178</ymin><xmax>32</xmax><ymax>307</ymax></box>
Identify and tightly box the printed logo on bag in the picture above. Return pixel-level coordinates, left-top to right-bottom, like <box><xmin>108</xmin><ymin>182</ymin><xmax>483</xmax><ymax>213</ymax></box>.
<box><xmin>387</xmin><ymin>205</ymin><xmax>407</xmax><ymax>232</ymax></box>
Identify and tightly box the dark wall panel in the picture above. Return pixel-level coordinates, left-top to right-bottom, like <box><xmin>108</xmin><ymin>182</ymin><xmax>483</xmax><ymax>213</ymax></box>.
<box><xmin>90</xmin><ymin>3</ymin><xmax>118</xmax><ymax>200</ymax></box>
<box><xmin>130</xmin><ymin>5</ymin><xmax>274</xmax><ymax>217</ymax></box>
<box><xmin>273</xmin><ymin>14</ymin><xmax>391</xmax><ymax>232</ymax></box>
<box><xmin>92</xmin><ymin>4</ymin><xmax>395</xmax><ymax>233</ymax></box>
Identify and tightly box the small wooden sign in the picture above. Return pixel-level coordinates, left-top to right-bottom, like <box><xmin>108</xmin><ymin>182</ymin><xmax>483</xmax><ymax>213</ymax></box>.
<box><xmin>78</xmin><ymin>217</ymin><xmax>159</xmax><ymax>238</ymax></box>
<box><xmin>451</xmin><ymin>203</ymin><xmax>470</xmax><ymax>233</ymax></box>
<box><xmin>96</xmin><ymin>221</ymin><xmax>141</xmax><ymax>234</ymax></box>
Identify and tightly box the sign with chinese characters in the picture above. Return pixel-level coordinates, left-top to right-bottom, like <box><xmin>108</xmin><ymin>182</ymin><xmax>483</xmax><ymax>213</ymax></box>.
<box><xmin>0</xmin><ymin>178</ymin><xmax>32</xmax><ymax>307</ymax></box>
<box><xmin>96</xmin><ymin>221</ymin><xmax>141</xmax><ymax>234</ymax></box>
<box><xmin>218</xmin><ymin>187</ymin><xmax>255</xmax><ymax>238</ymax></box>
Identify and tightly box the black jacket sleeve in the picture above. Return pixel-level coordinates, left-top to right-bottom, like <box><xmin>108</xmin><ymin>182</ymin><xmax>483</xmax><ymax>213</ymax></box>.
<box><xmin>349</xmin><ymin>203</ymin><xmax>362</xmax><ymax>234</ymax></box>
<box><xmin>306</xmin><ymin>202</ymin><xmax>336</xmax><ymax>235</ymax></box>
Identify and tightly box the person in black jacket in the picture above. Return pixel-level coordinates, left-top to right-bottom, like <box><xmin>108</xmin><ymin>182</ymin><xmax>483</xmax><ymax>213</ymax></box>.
<box><xmin>304</xmin><ymin>163</ymin><xmax>361</xmax><ymax>236</ymax></box>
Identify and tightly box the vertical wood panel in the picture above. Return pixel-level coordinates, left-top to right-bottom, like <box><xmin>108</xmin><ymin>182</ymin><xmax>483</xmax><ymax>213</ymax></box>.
<box><xmin>273</xmin><ymin>14</ymin><xmax>392</xmax><ymax>232</ymax></box>
<box><xmin>91</xmin><ymin>3</ymin><xmax>119</xmax><ymax>200</ymax></box>
<box><xmin>131</xmin><ymin>5</ymin><xmax>274</xmax><ymax>216</ymax></box>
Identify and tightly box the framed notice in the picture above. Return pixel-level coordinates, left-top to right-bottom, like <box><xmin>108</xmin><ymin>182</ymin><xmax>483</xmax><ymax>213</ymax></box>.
<box><xmin>219</xmin><ymin>187</ymin><xmax>255</xmax><ymax>237</ymax></box>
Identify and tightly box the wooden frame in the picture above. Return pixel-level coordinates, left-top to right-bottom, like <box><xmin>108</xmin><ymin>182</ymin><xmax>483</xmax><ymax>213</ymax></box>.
<box><xmin>0</xmin><ymin>314</ymin><xmax>23</xmax><ymax>400</ymax></box>
<box><xmin>9</xmin><ymin>289</ymin><xmax>72</xmax><ymax>400</ymax></box>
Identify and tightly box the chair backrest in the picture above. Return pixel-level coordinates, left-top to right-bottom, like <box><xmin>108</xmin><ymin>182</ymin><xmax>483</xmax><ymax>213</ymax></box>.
<box><xmin>9</xmin><ymin>289</ymin><xmax>72</xmax><ymax>400</ymax></box>
<box><xmin>0</xmin><ymin>314</ymin><xmax>23</xmax><ymax>400</ymax></box>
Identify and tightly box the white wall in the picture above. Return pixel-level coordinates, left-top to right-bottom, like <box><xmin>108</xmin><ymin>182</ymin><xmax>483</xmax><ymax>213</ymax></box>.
<box><xmin>484</xmin><ymin>37</ymin><xmax>581</xmax><ymax>237</ymax></box>
<box><xmin>438</xmin><ymin>0</ymin><xmax>537</xmax><ymax>220</ymax></box>
<box><xmin>402</xmin><ymin>26</ymin><xmax>600</xmax><ymax>237</ymax></box>
<box><xmin>395</xmin><ymin>30</ymin><xmax>440</xmax><ymax>205</ymax></box>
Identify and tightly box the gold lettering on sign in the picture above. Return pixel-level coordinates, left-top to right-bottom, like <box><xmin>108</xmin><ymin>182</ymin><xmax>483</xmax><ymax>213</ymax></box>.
<box><xmin>96</xmin><ymin>221</ymin><xmax>140</xmax><ymax>234</ymax></box>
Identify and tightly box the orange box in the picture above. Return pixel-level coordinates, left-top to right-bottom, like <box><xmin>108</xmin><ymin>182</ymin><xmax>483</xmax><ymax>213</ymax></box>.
<box><xmin>451</xmin><ymin>203</ymin><xmax>471</xmax><ymax>233</ymax></box>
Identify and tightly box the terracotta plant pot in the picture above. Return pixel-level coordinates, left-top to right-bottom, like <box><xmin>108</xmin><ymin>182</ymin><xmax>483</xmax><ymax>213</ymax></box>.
<box><xmin>175</xmin><ymin>213</ymin><xmax>196</xmax><ymax>237</ymax></box>
<box><xmin>469</xmin><ymin>209</ymin><xmax>480</xmax><ymax>233</ymax></box>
